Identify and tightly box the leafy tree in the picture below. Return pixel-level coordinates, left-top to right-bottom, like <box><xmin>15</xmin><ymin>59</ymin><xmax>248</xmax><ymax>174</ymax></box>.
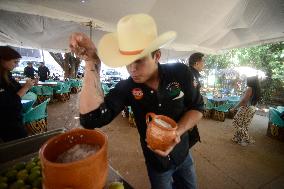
<box><xmin>49</xmin><ymin>52</ymin><xmax>81</xmax><ymax>79</ymax></box>
<box><xmin>205</xmin><ymin>52</ymin><xmax>232</xmax><ymax>70</ymax></box>
<box><xmin>202</xmin><ymin>41</ymin><xmax>284</xmax><ymax>104</ymax></box>
<box><xmin>235</xmin><ymin>42</ymin><xmax>284</xmax><ymax>104</ymax></box>
<box><xmin>236</xmin><ymin>42</ymin><xmax>284</xmax><ymax>80</ymax></box>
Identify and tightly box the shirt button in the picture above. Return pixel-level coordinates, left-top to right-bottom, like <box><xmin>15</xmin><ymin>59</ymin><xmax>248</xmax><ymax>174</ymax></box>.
<box><xmin>158</xmin><ymin>104</ymin><xmax>162</xmax><ymax>107</ymax></box>
<box><xmin>151</xmin><ymin>90</ymin><xmax>154</xmax><ymax>94</ymax></box>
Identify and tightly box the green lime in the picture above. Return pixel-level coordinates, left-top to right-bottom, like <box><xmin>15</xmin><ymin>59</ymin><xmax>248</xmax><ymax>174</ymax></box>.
<box><xmin>0</xmin><ymin>176</ymin><xmax>7</xmax><ymax>183</ymax></box>
<box><xmin>21</xmin><ymin>185</ymin><xmax>31</xmax><ymax>189</ymax></box>
<box><xmin>108</xmin><ymin>182</ymin><xmax>124</xmax><ymax>189</ymax></box>
<box><xmin>5</xmin><ymin>169</ymin><xmax>17</xmax><ymax>182</ymax></box>
<box><xmin>36</xmin><ymin>161</ymin><xmax>41</xmax><ymax>167</ymax></box>
<box><xmin>16</xmin><ymin>170</ymin><xmax>28</xmax><ymax>181</ymax></box>
<box><xmin>31</xmin><ymin>170</ymin><xmax>40</xmax><ymax>178</ymax></box>
<box><xmin>32</xmin><ymin>177</ymin><xmax>42</xmax><ymax>188</ymax></box>
<box><xmin>0</xmin><ymin>182</ymin><xmax>8</xmax><ymax>189</ymax></box>
<box><xmin>25</xmin><ymin>162</ymin><xmax>36</xmax><ymax>173</ymax></box>
<box><xmin>32</xmin><ymin>156</ymin><xmax>39</xmax><ymax>163</ymax></box>
<box><xmin>27</xmin><ymin>171</ymin><xmax>40</xmax><ymax>184</ymax></box>
<box><xmin>9</xmin><ymin>179</ymin><xmax>25</xmax><ymax>189</ymax></box>
<box><xmin>30</xmin><ymin>166</ymin><xmax>41</xmax><ymax>173</ymax></box>
<box><xmin>13</xmin><ymin>163</ymin><xmax>26</xmax><ymax>171</ymax></box>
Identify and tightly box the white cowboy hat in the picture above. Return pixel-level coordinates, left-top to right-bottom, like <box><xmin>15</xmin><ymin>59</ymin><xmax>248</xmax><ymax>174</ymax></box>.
<box><xmin>98</xmin><ymin>14</ymin><xmax>177</xmax><ymax>68</ymax></box>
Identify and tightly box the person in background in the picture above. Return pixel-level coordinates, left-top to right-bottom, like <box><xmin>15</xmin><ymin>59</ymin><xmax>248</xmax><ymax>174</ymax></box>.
<box><xmin>188</xmin><ymin>52</ymin><xmax>205</xmax><ymax>91</ymax></box>
<box><xmin>38</xmin><ymin>62</ymin><xmax>50</xmax><ymax>82</ymax></box>
<box><xmin>24</xmin><ymin>61</ymin><xmax>37</xmax><ymax>79</ymax></box>
<box><xmin>230</xmin><ymin>76</ymin><xmax>261</xmax><ymax>146</ymax></box>
<box><xmin>188</xmin><ymin>53</ymin><xmax>206</xmax><ymax>132</ymax></box>
<box><xmin>0</xmin><ymin>46</ymin><xmax>35</xmax><ymax>142</ymax></box>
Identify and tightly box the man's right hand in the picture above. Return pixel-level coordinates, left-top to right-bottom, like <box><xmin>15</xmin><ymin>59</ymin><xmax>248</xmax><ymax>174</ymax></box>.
<box><xmin>69</xmin><ymin>33</ymin><xmax>98</xmax><ymax>63</ymax></box>
<box><xmin>24</xmin><ymin>79</ymin><xmax>35</xmax><ymax>89</ymax></box>
<box><xmin>72</xmin><ymin>33</ymin><xmax>104</xmax><ymax>114</ymax></box>
<box><xmin>17</xmin><ymin>79</ymin><xmax>35</xmax><ymax>97</ymax></box>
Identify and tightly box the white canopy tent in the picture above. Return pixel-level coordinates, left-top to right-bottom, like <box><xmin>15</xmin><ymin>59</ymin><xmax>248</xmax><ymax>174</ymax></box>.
<box><xmin>0</xmin><ymin>0</ymin><xmax>283</xmax><ymax>62</ymax></box>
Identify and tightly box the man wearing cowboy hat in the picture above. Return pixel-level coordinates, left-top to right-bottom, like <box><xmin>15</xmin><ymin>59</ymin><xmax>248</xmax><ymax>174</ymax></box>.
<box><xmin>70</xmin><ymin>14</ymin><xmax>203</xmax><ymax>189</ymax></box>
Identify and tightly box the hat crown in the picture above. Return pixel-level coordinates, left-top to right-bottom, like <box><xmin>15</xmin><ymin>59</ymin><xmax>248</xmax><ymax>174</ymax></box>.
<box><xmin>117</xmin><ymin>14</ymin><xmax>158</xmax><ymax>52</ymax></box>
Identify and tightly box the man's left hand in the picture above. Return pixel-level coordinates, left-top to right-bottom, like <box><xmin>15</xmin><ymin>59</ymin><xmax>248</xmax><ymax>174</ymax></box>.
<box><xmin>147</xmin><ymin>133</ymin><xmax>181</xmax><ymax>157</ymax></box>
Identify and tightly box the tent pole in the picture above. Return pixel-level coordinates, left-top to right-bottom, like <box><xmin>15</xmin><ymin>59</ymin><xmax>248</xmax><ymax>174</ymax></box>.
<box><xmin>89</xmin><ymin>21</ymin><xmax>93</xmax><ymax>40</ymax></box>
<box><xmin>42</xmin><ymin>49</ymin><xmax>45</xmax><ymax>63</ymax></box>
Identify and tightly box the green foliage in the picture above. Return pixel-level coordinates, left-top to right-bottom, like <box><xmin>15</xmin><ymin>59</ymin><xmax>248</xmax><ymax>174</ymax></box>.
<box><xmin>260</xmin><ymin>78</ymin><xmax>283</xmax><ymax>104</ymax></box>
<box><xmin>236</xmin><ymin>42</ymin><xmax>284</xmax><ymax>80</ymax></box>
<box><xmin>205</xmin><ymin>42</ymin><xmax>284</xmax><ymax>79</ymax></box>
<box><xmin>203</xmin><ymin>41</ymin><xmax>284</xmax><ymax>104</ymax></box>
<box><xmin>205</xmin><ymin>52</ymin><xmax>232</xmax><ymax>70</ymax></box>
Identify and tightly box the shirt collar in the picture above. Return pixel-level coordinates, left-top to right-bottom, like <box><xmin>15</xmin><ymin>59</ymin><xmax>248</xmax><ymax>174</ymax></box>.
<box><xmin>8</xmin><ymin>71</ymin><xmax>13</xmax><ymax>79</ymax></box>
<box><xmin>158</xmin><ymin>62</ymin><xmax>166</xmax><ymax>80</ymax></box>
<box><xmin>190</xmin><ymin>66</ymin><xmax>201</xmax><ymax>77</ymax></box>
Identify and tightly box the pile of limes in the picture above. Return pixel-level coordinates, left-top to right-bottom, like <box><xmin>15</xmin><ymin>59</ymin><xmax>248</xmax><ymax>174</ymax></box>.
<box><xmin>0</xmin><ymin>156</ymin><xmax>42</xmax><ymax>189</ymax></box>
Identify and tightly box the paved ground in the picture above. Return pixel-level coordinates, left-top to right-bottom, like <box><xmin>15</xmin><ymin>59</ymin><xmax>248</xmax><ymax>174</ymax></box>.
<box><xmin>47</xmin><ymin>93</ymin><xmax>284</xmax><ymax>189</ymax></box>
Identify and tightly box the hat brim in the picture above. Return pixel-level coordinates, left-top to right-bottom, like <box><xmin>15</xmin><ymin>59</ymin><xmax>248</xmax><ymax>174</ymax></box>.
<box><xmin>98</xmin><ymin>31</ymin><xmax>177</xmax><ymax>68</ymax></box>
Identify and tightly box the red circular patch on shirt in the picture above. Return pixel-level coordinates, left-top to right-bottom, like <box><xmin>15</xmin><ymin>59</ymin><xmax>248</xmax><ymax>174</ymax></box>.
<box><xmin>132</xmin><ymin>88</ymin><xmax>144</xmax><ymax>100</ymax></box>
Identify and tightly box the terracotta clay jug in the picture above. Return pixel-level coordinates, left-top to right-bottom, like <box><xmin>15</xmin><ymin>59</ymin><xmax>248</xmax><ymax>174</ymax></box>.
<box><xmin>39</xmin><ymin>128</ymin><xmax>108</xmax><ymax>189</ymax></box>
<box><xmin>146</xmin><ymin>113</ymin><xmax>178</xmax><ymax>151</ymax></box>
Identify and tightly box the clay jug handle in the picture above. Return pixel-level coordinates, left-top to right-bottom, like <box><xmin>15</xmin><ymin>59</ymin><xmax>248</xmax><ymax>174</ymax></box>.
<box><xmin>146</xmin><ymin>112</ymin><xmax>156</xmax><ymax>126</ymax></box>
